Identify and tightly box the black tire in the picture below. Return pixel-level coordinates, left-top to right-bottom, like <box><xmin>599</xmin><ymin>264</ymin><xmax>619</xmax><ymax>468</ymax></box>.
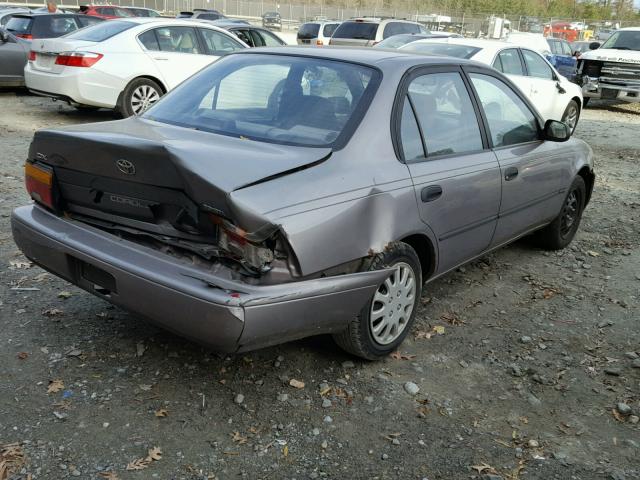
<box><xmin>534</xmin><ymin>176</ymin><xmax>586</xmax><ymax>250</ymax></box>
<box><xmin>561</xmin><ymin>99</ymin><xmax>580</xmax><ymax>135</ymax></box>
<box><xmin>333</xmin><ymin>242</ymin><xmax>422</xmax><ymax>360</ymax></box>
<box><xmin>117</xmin><ymin>77</ymin><xmax>163</xmax><ymax>118</ymax></box>
<box><xmin>582</xmin><ymin>97</ymin><xmax>590</xmax><ymax>108</ymax></box>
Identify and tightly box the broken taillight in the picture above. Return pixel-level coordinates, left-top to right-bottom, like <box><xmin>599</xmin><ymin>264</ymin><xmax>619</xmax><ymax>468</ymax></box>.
<box><xmin>25</xmin><ymin>162</ymin><xmax>54</xmax><ymax>209</ymax></box>
<box><xmin>208</xmin><ymin>213</ymin><xmax>274</xmax><ymax>273</ymax></box>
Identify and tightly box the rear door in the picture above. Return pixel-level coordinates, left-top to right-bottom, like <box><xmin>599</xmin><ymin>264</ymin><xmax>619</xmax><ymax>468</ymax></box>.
<box><xmin>397</xmin><ymin>67</ymin><xmax>501</xmax><ymax>274</ymax></box>
<box><xmin>466</xmin><ymin>69</ymin><xmax>564</xmax><ymax>245</ymax></box>
<box><xmin>140</xmin><ymin>26</ymin><xmax>213</xmax><ymax>89</ymax></box>
<box><xmin>492</xmin><ymin>47</ymin><xmax>532</xmax><ymax>97</ymax></box>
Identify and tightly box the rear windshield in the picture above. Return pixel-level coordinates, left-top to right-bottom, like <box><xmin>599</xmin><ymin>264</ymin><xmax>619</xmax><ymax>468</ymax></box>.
<box><xmin>33</xmin><ymin>16</ymin><xmax>81</xmax><ymax>37</ymax></box>
<box><xmin>64</xmin><ymin>20</ymin><xmax>135</xmax><ymax>41</ymax></box>
<box><xmin>197</xmin><ymin>13</ymin><xmax>223</xmax><ymax>20</ymax></box>
<box><xmin>402</xmin><ymin>42</ymin><xmax>481</xmax><ymax>59</ymax></box>
<box><xmin>332</xmin><ymin>21</ymin><xmax>378</xmax><ymax>40</ymax></box>
<box><xmin>6</xmin><ymin>16</ymin><xmax>31</xmax><ymax>34</ymax></box>
<box><xmin>145</xmin><ymin>54</ymin><xmax>380</xmax><ymax>148</ymax></box>
<box><xmin>297</xmin><ymin>22</ymin><xmax>319</xmax><ymax>39</ymax></box>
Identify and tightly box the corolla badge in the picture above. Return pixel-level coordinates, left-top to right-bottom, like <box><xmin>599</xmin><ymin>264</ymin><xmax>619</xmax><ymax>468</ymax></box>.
<box><xmin>116</xmin><ymin>159</ymin><xmax>136</xmax><ymax>175</ymax></box>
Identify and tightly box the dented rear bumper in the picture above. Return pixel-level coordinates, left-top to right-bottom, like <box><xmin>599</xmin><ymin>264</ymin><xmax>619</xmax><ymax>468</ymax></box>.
<box><xmin>11</xmin><ymin>205</ymin><xmax>389</xmax><ymax>352</ymax></box>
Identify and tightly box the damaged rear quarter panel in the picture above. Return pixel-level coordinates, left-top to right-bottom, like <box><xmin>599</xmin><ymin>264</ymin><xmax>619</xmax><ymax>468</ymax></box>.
<box><xmin>229</xmin><ymin>75</ymin><xmax>438</xmax><ymax>276</ymax></box>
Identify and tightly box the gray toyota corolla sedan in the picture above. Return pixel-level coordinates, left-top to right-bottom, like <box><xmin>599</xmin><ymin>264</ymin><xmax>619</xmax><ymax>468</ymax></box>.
<box><xmin>12</xmin><ymin>47</ymin><xmax>595</xmax><ymax>359</ymax></box>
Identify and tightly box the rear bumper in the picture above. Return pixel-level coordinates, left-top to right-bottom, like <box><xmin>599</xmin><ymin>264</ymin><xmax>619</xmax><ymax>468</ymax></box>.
<box><xmin>11</xmin><ymin>205</ymin><xmax>389</xmax><ymax>352</ymax></box>
<box><xmin>24</xmin><ymin>64</ymin><xmax>122</xmax><ymax>108</ymax></box>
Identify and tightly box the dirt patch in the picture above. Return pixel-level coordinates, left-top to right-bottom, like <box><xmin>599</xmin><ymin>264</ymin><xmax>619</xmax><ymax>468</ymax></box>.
<box><xmin>0</xmin><ymin>92</ymin><xmax>639</xmax><ymax>479</ymax></box>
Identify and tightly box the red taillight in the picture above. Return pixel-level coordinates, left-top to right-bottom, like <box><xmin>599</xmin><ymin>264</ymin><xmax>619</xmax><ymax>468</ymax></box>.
<box><xmin>28</xmin><ymin>50</ymin><xmax>36</xmax><ymax>61</ymax></box>
<box><xmin>16</xmin><ymin>33</ymin><xmax>33</xmax><ymax>40</ymax></box>
<box><xmin>55</xmin><ymin>52</ymin><xmax>103</xmax><ymax>67</ymax></box>
<box><xmin>25</xmin><ymin>163</ymin><xmax>54</xmax><ymax>209</ymax></box>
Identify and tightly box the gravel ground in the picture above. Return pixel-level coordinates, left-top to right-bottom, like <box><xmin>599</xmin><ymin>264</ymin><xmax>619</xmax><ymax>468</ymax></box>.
<box><xmin>0</xmin><ymin>92</ymin><xmax>639</xmax><ymax>480</ymax></box>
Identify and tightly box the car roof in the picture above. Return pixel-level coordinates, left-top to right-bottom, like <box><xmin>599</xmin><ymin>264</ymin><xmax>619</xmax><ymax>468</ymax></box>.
<box><xmin>233</xmin><ymin>45</ymin><xmax>484</xmax><ymax>68</ymax></box>
<box><xmin>9</xmin><ymin>12</ymin><xmax>83</xmax><ymax>19</ymax></box>
<box><xmin>619</xmin><ymin>26</ymin><xmax>640</xmax><ymax>32</ymax></box>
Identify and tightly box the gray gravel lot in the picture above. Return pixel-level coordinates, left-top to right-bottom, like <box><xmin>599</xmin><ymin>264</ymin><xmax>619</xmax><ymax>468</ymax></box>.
<box><xmin>1</xmin><ymin>92</ymin><xmax>639</xmax><ymax>480</ymax></box>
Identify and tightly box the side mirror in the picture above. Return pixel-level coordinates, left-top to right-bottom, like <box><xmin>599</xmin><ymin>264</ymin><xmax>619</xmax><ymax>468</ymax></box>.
<box><xmin>0</xmin><ymin>30</ymin><xmax>8</xmax><ymax>43</ymax></box>
<box><xmin>588</xmin><ymin>42</ymin><xmax>600</xmax><ymax>50</ymax></box>
<box><xmin>544</xmin><ymin>119</ymin><xmax>570</xmax><ymax>142</ymax></box>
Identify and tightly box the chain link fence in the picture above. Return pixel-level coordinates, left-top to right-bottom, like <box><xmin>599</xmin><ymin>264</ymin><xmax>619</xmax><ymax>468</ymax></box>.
<box><xmin>4</xmin><ymin>0</ymin><xmax>637</xmax><ymax>37</ymax></box>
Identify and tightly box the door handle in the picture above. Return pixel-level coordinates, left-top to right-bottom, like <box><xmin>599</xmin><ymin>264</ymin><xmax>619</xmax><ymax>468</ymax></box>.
<box><xmin>421</xmin><ymin>185</ymin><xmax>442</xmax><ymax>203</ymax></box>
<box><xmin>504</xmin><ymin>167</ymin><xmax>519</xmax><ymax>181</ymax></box>
<box><xmin>556</xmin><ymin>82</ymin><xmax>566</xmax><ymax>94</ymax></box>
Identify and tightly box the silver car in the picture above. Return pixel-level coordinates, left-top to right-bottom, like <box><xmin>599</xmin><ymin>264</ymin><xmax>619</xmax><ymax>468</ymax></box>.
<box><xmin>12</xmin><ymin>48</ymin><xmax>594</xmax><ymax>359</ymax></box>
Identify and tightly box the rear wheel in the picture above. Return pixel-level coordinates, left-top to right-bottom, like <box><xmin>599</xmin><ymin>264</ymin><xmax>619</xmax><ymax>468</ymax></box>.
<box><xmin>534</xmin><ymin>176</ymin><xmax>586</xmax><ymax>250</ymax></box>
<box><xmin>561</xmin><ymin>100</ymin><xmax>580</xmax><ymax>135</ymax></box>
<box><xmin>333</xmin><ymin>242</ymin><xmax>422</xmax><ymax>360</ymax></box>
<box><xmin>118</xmin><ymin>77</ymin><xmax>163</xmax><ymax>118</ymax></box>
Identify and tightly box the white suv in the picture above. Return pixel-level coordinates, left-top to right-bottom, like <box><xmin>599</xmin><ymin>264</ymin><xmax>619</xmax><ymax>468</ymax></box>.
<box><xmin>330</xmin><ymin>18</ymin><xmax>426</xmax><ymax>47</ymax></box>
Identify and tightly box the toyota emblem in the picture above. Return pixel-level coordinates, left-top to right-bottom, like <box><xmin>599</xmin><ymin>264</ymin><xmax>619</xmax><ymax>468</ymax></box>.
<box><xmin>116</xmin><ymin>159</ymin><xmax>135</xmax><ymax>175</ymax></box>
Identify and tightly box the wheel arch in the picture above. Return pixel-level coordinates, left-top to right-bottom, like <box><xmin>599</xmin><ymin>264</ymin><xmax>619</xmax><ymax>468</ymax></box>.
<box><xmin>399</xmin><ymin>233</ymin><xmax>437</xmax><ymax>282</ymax></box>
<box><xmin>577</xmin><ymin>165</ymin><xmax>595</xmax><ymax>206</ymax></box>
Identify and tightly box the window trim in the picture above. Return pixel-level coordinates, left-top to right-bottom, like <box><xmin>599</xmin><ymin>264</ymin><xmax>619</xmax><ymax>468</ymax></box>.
<box><xmin>462</xmin><ymin>65</ymin><xmax>545</xmax><ymax>150</ymax></box>
<box><xmin>391</xmin><ymin>64</ymin><xmax>490</xmax><ymax>164</ymax></box>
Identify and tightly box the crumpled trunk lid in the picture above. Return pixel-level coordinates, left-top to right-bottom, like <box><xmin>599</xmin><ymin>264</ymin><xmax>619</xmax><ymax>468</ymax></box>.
<box><xmin>29</xmin><ymin>117</ymin><xmax>330</xmax><ymax>232</ymax></box>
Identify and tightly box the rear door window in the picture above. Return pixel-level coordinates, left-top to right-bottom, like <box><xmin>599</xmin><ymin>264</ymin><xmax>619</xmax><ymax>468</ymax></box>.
<box><xmin>332</xmin><ymin>21</ymin><xmax>377</xmax><ymax>40</ymax></box>
<box><xmin>521</xmin><ymin>49</ymin><xmax>554</xmax><ymax>80</ymax></box>
<box><xmin>154</xmin><ymin>26</ymin><xmax>201</xmax><ymax>54</ymax></box>
<box><xmin>406</xmin><ymin>72</ymin><xmax>483</xmax><ymax>158</ymax></box>
<box><xmin>98</xmin><ymin>7</ymin><xmax>115</xmax><ymax>16</ymax></box>
<box><xmin>493</xmin><ymin>48</ymin><xmax>524</xmax><ymax>76</ymax></box>
<box><xmin>138</xmin><ymin>29</ymin><xmax>160</xmax><ymax>50</ymax></box>
<box><xmin>232</xmin><ymin>28</ymin><xmax>254</xmax><ymax>47</ymax></box>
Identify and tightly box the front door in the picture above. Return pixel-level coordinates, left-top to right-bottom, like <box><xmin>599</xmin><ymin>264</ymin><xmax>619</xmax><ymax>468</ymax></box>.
<box><xmin>397</xmin><ymin>68</ymin><xmax>502</xmax><ymax>275</ymax></box>
<box><xmin>520</xmin><ymin>48</ymin><xmax>566</xmax><ymax>121</ymax></box>
<box><xmin>466</xmin><ymin>70</ymin><xmax>565</xmax><ymax>246</ymax></box>
<box><xmin>0</xmin><ymin>35</ymin><xmax>26</xmax><ymax>83</ymax></box>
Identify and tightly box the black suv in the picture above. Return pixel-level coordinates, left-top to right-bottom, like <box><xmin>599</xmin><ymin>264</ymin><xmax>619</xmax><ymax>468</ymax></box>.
<box><xmin>6</xmin><ymin>13</ymin><xmax>103</xmax><ymax>40</ymax></box>
<box><xmin>262</xmin><ymin>11</ymin><xmax>282</xmax><ymax>31</ymax></box>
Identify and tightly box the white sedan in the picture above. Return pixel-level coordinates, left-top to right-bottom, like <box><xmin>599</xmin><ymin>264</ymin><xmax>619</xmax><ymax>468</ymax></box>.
<box><xmin>25</xmin><ymin>18</ymin><xmax>247</xmax><ymax>116</ymax></box>
<box><xmin>400</xmin><ymin>38</ymin><xmax>584</xmax><ymax>134</ymax></box>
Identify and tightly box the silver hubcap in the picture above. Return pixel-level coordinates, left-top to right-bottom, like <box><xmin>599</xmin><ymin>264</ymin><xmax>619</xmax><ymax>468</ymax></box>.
<box><xmin>370</xmin><ymin>262</ymin><xmax>416</xmax><ymax>345</ymax></box>
<box><xmin>130</xmin><ymin>85</ymin><xmax>160</xmax><ymax>115</ymax></box>
<box><xmin>563</xmin><ymin>105</ymin><xmax>578</xmax><ymax>132</ymax></box>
